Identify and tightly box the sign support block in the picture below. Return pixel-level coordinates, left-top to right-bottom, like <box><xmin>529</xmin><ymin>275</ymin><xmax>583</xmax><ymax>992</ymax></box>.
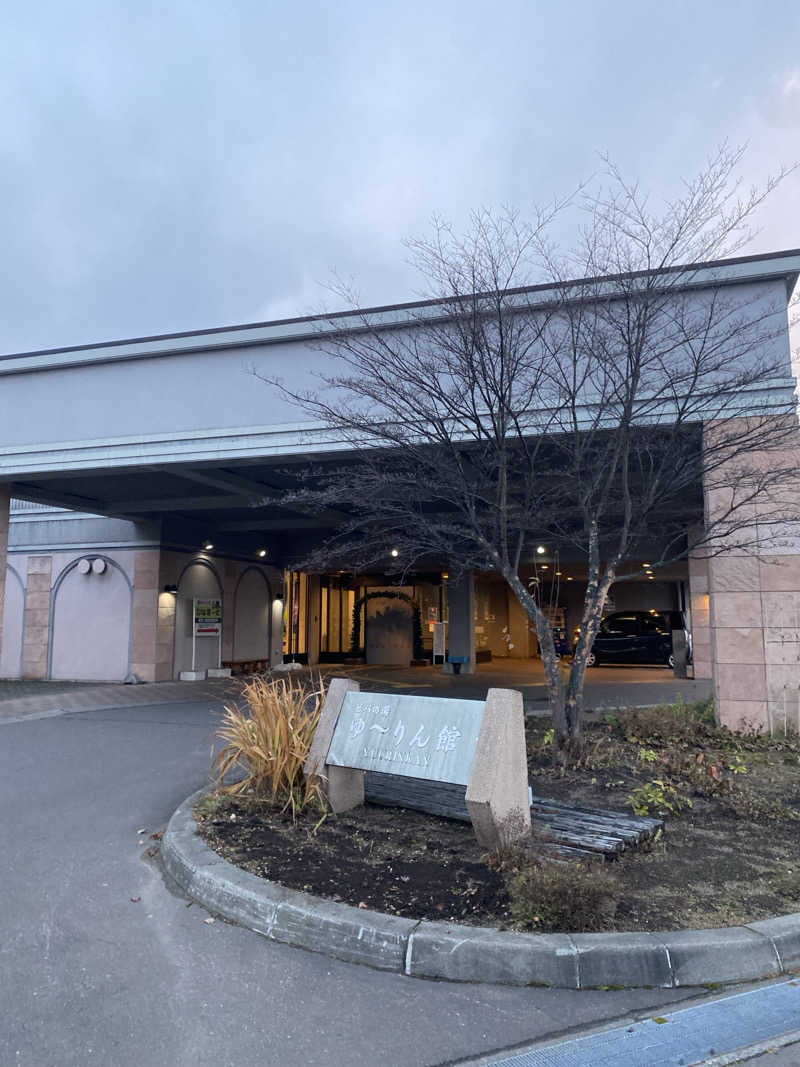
<box><xmin>465</xmin><ymin>687</ymin><xmax>531</xmax><ymax>848</ymax></box>
<box><xmin>305</xmin><ymin>677</ymin><xmax>364</xmax><ymax>812</ymax></box>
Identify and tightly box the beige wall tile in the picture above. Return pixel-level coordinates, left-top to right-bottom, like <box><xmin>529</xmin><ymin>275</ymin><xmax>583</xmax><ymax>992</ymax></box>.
<box><xmin>712</xmin><ymin>626</ymin><xmax>765</xmax><ymax>664</ymax></box>
<box><xmin>763</xmin><ymin>628</ymin><xmax>800</xmax><ymax>666</ymax></box>
<box><xmin>716</xmin><ymin>698</ymin><xmax>767</xmax><ymax>732</ymax></box>
<box><xmin>760</xmin><ymin>556</ymin><xmax>800</xmax><ymax>592</ymax></box>
<box><xmin>708</xmin><ymin>555</ymin><xmax>761</xmax><ymax>593</ymax></box>
<box><xmin>710</xmin><ymin>591</ymin><xmax>764</xmax><ymax>628</ymax></box>
<box><xmin>716</xmin><ymin>662</ymin><xmax>766</xmax><ymax>702</ymax></box>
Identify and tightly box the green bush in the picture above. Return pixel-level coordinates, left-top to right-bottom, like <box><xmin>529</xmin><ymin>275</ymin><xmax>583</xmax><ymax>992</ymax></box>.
<box><xmin>628</xmin><ymin>779</ymin><xmax>693</xmax><ymax>817</ymax></box>
<box><xmin>504</xmin><ymin>854</ymin><xmax>620</xmax><ymax>933</ymax></box>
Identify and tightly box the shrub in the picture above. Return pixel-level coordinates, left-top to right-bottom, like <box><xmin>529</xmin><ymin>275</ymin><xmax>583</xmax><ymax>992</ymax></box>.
<box><xmin>628</xmin><ymin>779</ymin><xmax>693</xmax><ymax>817</ymax></box>
<box><xmin>503</xmin><ymin>852</ymin><xmax>620</xmax><ymax>933</ymax></box>
<box><xmin>212</xmin><ymin>674</ymin><xmax>326</xmax><ymax>817</ymax></box>
<box><xmin>623</xmin><ymin>698</ymin><xmax>717</xmax><ymax>747</ymax></box>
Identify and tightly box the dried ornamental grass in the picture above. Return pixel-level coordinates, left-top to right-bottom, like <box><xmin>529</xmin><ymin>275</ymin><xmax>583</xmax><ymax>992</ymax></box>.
<box><xmin>212</xmin><ymin>674</ymin><xmax>326</xmax><ymax>817</ymax></box>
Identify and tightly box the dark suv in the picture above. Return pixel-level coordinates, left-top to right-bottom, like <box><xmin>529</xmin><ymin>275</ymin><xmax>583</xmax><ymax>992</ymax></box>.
<box><xmin>584</xmin><ymin>610</ymin><xmax>690</xmax><ymax>668</ymax></box>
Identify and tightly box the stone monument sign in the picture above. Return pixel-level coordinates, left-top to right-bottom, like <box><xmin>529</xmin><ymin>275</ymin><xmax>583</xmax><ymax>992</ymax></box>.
<box><xmin>305</xmin><ymin>677</ymin><xmax>530</xmax><ymax>847</ymax></box>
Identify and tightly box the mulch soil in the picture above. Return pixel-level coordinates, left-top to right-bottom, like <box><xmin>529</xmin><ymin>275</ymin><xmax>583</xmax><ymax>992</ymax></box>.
<box><xmin>194</xmin><ymin>712</ymin><xmax>800</xmax><ymax>933</ymax></box>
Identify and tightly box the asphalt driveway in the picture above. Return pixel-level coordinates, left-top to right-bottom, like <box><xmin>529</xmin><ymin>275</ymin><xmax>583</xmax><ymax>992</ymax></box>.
<box><xmin>0</xmin><ymin>699</ymin><xmax>702</xmax><ymax>1067</ymax></box>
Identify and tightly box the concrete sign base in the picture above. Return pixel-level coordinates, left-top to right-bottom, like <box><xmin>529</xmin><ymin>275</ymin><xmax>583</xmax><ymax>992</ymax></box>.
<box><xmin>466</xmin><ymin>687</ymin><xmax>531</xmax><ymax>848</ymax></box>
<box><xmin>304</xmin><ymin>677</ymin><xmax>364</xmax><ymax>812</ymax></box>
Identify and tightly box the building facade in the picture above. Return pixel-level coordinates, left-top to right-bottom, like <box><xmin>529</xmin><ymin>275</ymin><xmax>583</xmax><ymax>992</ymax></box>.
<box><xmin>1</xmin><ymin>249</ymin><xmax>799</xmax><ymax>730</ymax></box>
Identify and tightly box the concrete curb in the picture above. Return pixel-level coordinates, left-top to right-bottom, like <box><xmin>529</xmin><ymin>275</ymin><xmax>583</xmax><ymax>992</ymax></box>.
<box><xmin>163</xmin><ymin>790</ymin><xmax>800</xmax><ymax>989</ymax></box>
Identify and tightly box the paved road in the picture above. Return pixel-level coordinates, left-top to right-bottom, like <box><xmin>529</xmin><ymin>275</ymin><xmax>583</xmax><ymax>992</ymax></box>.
<box><xmin>0</xmin><ymin>699</ymin><xmax>706</xmax><ymax>1067</ymax></box>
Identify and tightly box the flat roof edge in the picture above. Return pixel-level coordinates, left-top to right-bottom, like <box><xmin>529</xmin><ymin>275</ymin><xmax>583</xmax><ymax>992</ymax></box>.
<box><xmin>2</xmin><ymin>247</ymin><xmax>799</xmax><ymax>373</ymax></box>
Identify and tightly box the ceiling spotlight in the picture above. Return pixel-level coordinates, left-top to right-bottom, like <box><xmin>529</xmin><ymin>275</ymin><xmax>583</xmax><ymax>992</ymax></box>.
<box><xmin>648</xmin><ymin>575</ymin><xmax>655</xmax><ymax>580</ymax></box>
<box><xmin>203</xmin><ymin>542</ymin><xmax>214</xmax><ymax>551</ymax></box>
<box><xmin>390</xmin><ymin>548</ymin><xmax>399</xmax><ymax>557</ymax></box>
<box><xmin>540</xmin><ymin>564</ymin><xmax>548</xmax><ymax>570</ymax></box>
<box><xmin>555</xmin><ymin>571</ymin><xmax>562</xmax><ymax>576</ymax></box>
<box><xmin>536</xmin><ymin>545</ymin><xmax>546</xmax><ymax>555</ymax></box>
<box><xmin>258</xmin><ymin>549</ymin><xmax>267</xmax><ymax>558</ymax></box>
<box><xmin>566</xmin><ymin>576</ymin><xmax>574</xmax><ymax>581</ymax></box>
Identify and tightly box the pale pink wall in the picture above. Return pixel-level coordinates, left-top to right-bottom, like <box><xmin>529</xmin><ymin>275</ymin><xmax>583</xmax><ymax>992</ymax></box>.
<box><xmin>50</xmin><ymin>559</ymin><xmax>131</xmax><ymax>681</ymax></box>
<box><xmin>233</xmin><ymin>568</ymin><xmax>271</xmax><ymax>661</ymax></box>
<box><xmin>0</xmin><ymin>563</ymin><xmax>24</xmax><ymax>678</ymax></box>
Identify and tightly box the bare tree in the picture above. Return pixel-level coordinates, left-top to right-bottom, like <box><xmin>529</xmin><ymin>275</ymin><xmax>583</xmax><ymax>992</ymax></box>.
<box><xmin>266</xmin><ymin>146</ymin><xmax>799</xmax><ymax>749</ymax></box>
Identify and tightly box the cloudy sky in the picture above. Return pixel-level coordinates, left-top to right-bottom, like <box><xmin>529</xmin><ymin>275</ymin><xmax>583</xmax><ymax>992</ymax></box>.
<box><xmin>1</xmin><ymin>0</ymin><xmax>799</xmax><ymax>354</ymax></box>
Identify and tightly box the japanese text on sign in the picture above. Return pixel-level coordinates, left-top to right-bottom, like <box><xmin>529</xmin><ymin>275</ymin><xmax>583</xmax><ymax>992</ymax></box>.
<box><xmin>327</xmin><ymin>691</ymin><xmax>485</xmax><ymax>785</ymax></box>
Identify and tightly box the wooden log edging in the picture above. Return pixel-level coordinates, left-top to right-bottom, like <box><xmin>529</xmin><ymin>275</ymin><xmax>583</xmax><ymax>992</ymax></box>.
<box><xmin>163</xmin><ymin>789</ymin><xmax>800</xmax><ymax>989</ymax></box>
<box><xmin>363</xmin><ymin>772</ymin><xmax>663</xmax><ymax>859</ymax></box>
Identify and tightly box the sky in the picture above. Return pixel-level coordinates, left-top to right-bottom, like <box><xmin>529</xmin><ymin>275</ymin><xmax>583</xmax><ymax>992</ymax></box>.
<box><xmin>1</xmin><ymin>0</ymin><xmax>799</xmax><ymax>354</ymax></box>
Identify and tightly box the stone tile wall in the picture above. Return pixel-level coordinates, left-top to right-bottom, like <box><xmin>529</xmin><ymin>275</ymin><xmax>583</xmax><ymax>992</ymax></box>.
<box><xmin>22</xmin><ymin>555</ymin><xmax>52</xmax><ymax>678</ymax></box>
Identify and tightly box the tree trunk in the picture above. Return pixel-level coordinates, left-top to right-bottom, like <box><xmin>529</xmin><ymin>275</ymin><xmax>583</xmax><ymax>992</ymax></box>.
<box><xmin>504</xmin><ymin>571</ymin><xmax>568</xmax><ymax>743</ymax></box>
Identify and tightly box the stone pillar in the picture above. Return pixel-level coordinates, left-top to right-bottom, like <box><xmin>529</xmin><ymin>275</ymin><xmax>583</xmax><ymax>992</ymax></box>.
<box><xmin>22</xmin><ymin>555</ymin><xmax>52</xmax><ymax>678</ymax></box>
<box><xmin>0</xmin><ymin>487</ymin><xmax>9</xmax><ymax>667</ymax></box>
<box><xmin>130</xmin><ymin>550</ymin><xmax>161</xmax><ymax>682</ymax></box>
<box><xmin>688</xmin><ymin>533</ymin><xmax>712</xmax><ymax>680</ymax></box>
<box><xmin>705</xmin><ymin>430</ymin><xmax>800</xmax><ymax>733</ymax></box>
<box><xmin>445</xmin><ymin>570</ymin><xmax>476</xmax><ymax>674</ymax></box>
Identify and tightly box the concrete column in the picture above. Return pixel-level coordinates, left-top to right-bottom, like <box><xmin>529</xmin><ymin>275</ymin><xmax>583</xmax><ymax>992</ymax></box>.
<box><xmin>445</xmin><ymin>570</ymin><xmax>476</xmax><ymax>674</ymax></box>
<box><xmin>221</xmin><ymin>561</ymin><xmax>236</xmax><ymax>663</ymax></box>
<box><xmin>0</xmin><ymin>487</ymin><xmax>9</xmax><ymax>668</ymax></box>
<box><xmin>688</xmin><ymin>530</ymin><xmax>712</xmax><ymax>680</ymax></box>
<box><xmin>507</xmin><ymin>588</ymin><xmax>533</xmax><ymax>659</ymax></box>
<box><xmin>22</xmin><ymin>555</ymin><xmax>52</xmax><ymax>678</ymax></box>
<box><xmin>306</xmin><ymin>574</ymin><xmax>321</xmax><ymax>666</ymax></box>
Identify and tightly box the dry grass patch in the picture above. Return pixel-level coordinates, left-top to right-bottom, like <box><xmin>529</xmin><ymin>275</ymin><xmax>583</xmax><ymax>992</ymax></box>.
<box><xmin>212</xmin><ymin>674</ymin><xmax>327</xmax><ymax>818</ymax></box>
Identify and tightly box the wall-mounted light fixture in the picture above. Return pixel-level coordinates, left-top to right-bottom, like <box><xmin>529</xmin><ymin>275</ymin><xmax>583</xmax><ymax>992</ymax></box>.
<box><xmin>163</xmin><ymin>584</ymin><xmax>178</xmax><ymax>595</ymax></box>
<box><xmin>390</xmin><ymin>548</ymin><xmax>399</xmax><ymax>557</ymax></box>
<box><xmin>536</xmin><ymin>545</ymin><xmax>546</xmax><ymax>555</ymax></box>
<box><xmin>203</xmin><ymin>541</ymin><xmax>214</xmax><ymax>551</ymax></box>
<box><xmin>258</xmin><ymin>549</ymin><xmax>267</xmax><ymax>558</ymax></box>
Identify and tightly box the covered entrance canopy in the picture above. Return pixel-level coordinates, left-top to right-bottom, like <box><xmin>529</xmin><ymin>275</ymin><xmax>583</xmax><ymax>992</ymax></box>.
<box><xmin>1</xmin><ymin>249</ymin><xmax>799</xmax><ymax>728</ymax></box>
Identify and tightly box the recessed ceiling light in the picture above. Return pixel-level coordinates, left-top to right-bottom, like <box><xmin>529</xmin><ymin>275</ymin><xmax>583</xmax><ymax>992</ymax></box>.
<box><xmin>540</xmin><ymin>564</ymin><xmax>548</xmax><ymax>569</ymax></box>
<box><xmin>258</xmin><ymin>549</ymin><xmax>267</xmax><ymax>558</ymax></box>
<box><xmin>536</xmin><ymin>545</ymin><xmax>546</xmax><ymax>555</ymax></box>
<box><xmin>390</xmin><ymin>548</ymin><xmax>399</xmax><ymax>558</ymax></box>
<box><xmin>203</xmin><ymin>542</ymin><xmax>214</xmax><ymax>551</ymax></box>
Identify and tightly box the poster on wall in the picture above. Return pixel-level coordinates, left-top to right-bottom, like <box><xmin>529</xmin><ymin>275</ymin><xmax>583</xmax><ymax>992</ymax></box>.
<box><xmin>194</xmin><ymin>598</ymin><xmax>222</xmax><ymax>636</ymax></box>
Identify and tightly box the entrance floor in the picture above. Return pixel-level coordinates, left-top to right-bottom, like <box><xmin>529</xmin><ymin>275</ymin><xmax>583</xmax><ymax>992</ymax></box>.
<box><xmin>328</xmin><ymin>659</ymin><xmax>713</xmax><ymax>715</ymax></box>
<box><xmin>0</xmin><ymin>659</ymin><xmax>712</xmax><ymax>724</ymax></box>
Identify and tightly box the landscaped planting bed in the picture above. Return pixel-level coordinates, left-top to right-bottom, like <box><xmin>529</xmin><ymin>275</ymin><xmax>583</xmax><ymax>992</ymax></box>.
<box><xmin>196</xmin><ymin>685</ymin><xmax>800</xmax><ymax>935</ymax></box>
